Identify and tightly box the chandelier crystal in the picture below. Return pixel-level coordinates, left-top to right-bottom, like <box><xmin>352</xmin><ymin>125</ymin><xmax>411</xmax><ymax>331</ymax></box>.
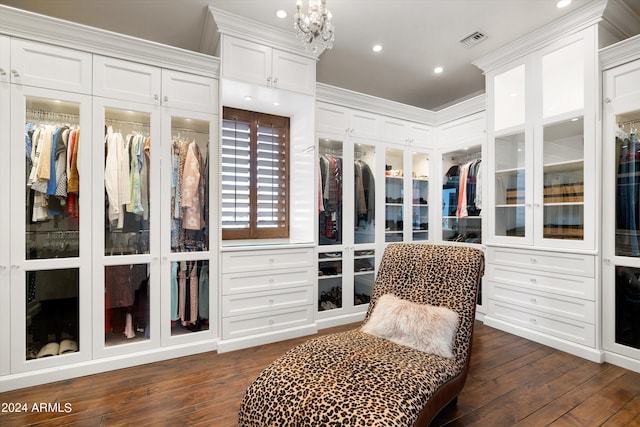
<box><xmin>294</xmin><ymin>0</ymin><xmax>335</xmax><ymax>53</ymax></box>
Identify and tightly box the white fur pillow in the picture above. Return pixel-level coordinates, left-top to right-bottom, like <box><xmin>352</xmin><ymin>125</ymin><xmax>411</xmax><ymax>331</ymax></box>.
<box><xmin>361</xmin><ymin>294</ymin><xmax>459</xmax><ymax>358</ymax></box>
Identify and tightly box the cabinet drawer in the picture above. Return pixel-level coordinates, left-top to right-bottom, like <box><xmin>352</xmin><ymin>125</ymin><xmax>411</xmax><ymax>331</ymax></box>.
<box><xmin>488</xmin><ymin>247</ymin><xmax>594</xmax><ymax>277</ymax></box>
<box><xmin>222</xmin><ymin>287</ymin><xmax>313</xmax><ymax>317</ymax></box>
<box><xmin>221</xmin><ymin>248</ymin><xmax>313</xmax><ymax>273</ymax></box>
<box><xmin>489</xmin><ymin>300</ymin><xmax>595</xmax><ymax>347</ymax></box>
<box><xmin>487</xmin><ymin>265</ymin><xmax>595</xmax><ymax>300</ymax></box>
<box><xmin>222</xmin><ymin>268</ymin><xmax>313</xmax><ymax>295</ymax></box>
<box><xmin>489</xmin><ymin>282</ymin><xmax>595</xmax><ymax>324</ymax></box>
<box><xmin>222</xmin><ymin>306</ymin><xmax>313</xmax><ymax>340</ymax></box>
<box><xmin>93</xmin><ymin>55</ymin><xmax>161</xmax><ymax>104</ymax></box>
<box><xmin>161</xmin><ymin>69</ymin><xmax>218</xmax><ymax>112</ymax></box>
<box><xmin>11</xmin><ymin>38</ymin><xmax>92</xmax><ymax>94</ymax></box>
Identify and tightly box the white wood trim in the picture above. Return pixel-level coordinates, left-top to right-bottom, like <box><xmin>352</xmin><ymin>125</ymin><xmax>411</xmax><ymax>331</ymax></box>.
<box><xmin>0</xmin><ymin>5</ymin><xmax>220</xmax><ymax>78</ymax></box>
<box><xmin>600</xmin><ymin>33</ymin><xmax>640</xmax><ymax>69</ymax></box>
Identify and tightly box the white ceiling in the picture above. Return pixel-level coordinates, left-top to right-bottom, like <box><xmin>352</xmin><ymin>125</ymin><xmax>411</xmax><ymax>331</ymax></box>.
<box><xmin>1</xmin><ymin>0</ymin><xmax>638</xmax><ymax>110</ymax></box>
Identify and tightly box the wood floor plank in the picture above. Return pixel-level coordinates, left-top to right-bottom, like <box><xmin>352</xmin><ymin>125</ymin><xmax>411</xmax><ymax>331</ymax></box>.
<box><xmin>2</xmin><ymin>321</ymin><xmax>640</xmax><ymax>427</ymax></box>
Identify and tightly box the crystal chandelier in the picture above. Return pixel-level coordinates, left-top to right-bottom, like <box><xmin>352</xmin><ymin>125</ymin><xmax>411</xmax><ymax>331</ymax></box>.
<box><xmin>294</xmin><ymin>0</ymin><xmax>335</xmax><ymax>53</ymax></box>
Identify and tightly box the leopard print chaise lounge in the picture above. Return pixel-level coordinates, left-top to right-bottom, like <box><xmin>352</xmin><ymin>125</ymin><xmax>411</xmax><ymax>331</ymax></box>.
<box><xmin>238</xmin><ymin>243</ymin><xmax>485</xmax><ymax>427</ymax></box>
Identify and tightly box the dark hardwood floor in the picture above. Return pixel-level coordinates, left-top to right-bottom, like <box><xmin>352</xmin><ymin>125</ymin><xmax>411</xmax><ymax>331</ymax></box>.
<box><xmin>1</xmin><ymin>321</ymin><xmax>640</xmax><ymax>426</ymax></box>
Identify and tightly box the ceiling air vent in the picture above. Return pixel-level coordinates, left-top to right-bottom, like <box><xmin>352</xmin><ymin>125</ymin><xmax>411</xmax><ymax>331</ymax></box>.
<box><xmin>459</xmin><ymin>31</ymin><xmax>487</xmax><ymax>48</ymax></box>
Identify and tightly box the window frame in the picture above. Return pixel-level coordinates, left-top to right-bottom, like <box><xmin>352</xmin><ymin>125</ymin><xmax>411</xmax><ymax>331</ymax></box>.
<box><xmin>221</xmin><ymin>107</ymin><xmax>290</xmax><ymax>240</ymax></box>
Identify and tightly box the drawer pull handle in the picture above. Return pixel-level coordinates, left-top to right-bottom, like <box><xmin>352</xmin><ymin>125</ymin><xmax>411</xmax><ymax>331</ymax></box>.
<box><xmin>530</xmin><ymin>278</ymin><xmax>537</xmax><ymax>283</ymax></box>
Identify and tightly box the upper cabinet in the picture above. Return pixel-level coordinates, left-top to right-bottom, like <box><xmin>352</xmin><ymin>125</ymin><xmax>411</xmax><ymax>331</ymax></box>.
<box><xmin>316</xmin><ymin>102</ymin><xmax>380</xmax><ymax>139</ymax></box>
<box><xmin>221</xmin><ymin>35</ymin><xmax>316</xmax><ymax>96</ymax></box>
<box><xmin>9</xmin><ymin>38</ymin><xmax>92</xmax><ymax>94</ymax></box>
<box><xmin>381</xmin><ymin>116</ymin><xmax>434</xmax><ymax>148</ymax></box>
<box><xmin>484</xmin><ymin>28</ymin><xmax>597</xmax><ymax>250</ymax></box>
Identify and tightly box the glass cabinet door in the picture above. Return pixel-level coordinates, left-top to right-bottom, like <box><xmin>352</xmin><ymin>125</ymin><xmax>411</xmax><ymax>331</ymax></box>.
<box><xmin>319</xmin><ymin>139</ymin><xmax>343</xmax><ymax>246</ymax></box>
<box><xmin>10</xmin><ymin>86</ymin><xmax>92</xmax><ymax>372</ymax></box>
<box><xmin>318</xmin><ymin>138</ymin><xmax>344</xmax><ymax>313</ymax></box>
<box><xmin>609</xmin><ymin>109</ymin><xmax>640</xmax><ymax>357</ymax></box>
<box><xmin>411</xmin><ymin>151</ymin><xmax>429</xmax><ymax>241</ymax></box>
<box><xmin>495</xmin><ymin>132</ymin><xmax>526</xmax><ymax>238</ymax></box>
<box><xmin>442</xmin><ymin>147</ymin><xmax>482</xmax><ymax>244</ymax></box>
<box><xmin>542</xmin><ymin>117</ymin><xmax>584</xmax><ymax>241</ymax></box>
<box><xmin>163</xmin><ymin>111</ymin><xmax>214</xmax><ymax>342</ymax></box>
<box><xmin>385</xmin><ymin>147</ymin><xmax>404</xmax><ymax>242</ymax></box>
<box><xmin>354</xmin><ymin>142</ymin><xmax>375</xmax><ymax>245</ymax></box>
<box><xmin>94</xmin><ymin>97</ymin><xmax>160</xmax><ymax>356</ymax></box>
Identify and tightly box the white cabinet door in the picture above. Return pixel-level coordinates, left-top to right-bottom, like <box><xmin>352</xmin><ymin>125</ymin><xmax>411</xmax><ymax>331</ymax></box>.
<box><xmin>159</xmin><ymin>107</ymin><xmax>218</xmax><ymax>347</ymax></box>
<box><xmin>222</xmin><ymin>35</ymin><xmax>315</xmax><ymax>96</ymax></box>
<box><xmin>161</xmin><ymin>69</ymin><xmax>218</xmax><ymax>112</ymax></box>
<box><xmin>221</xmin><ymin>36</ymin><xmax>271</xmax><ymax>88</ymax></box>
<box><xmin>0</xmin><ymin>35</ymin><xmax>9</xmax><ymax>84</ymax></box>
<box><xmin>381</xmin><ymin>117</ymin><xmax>409</xmax><ymax>145</ymax></box>
<box><xmin>408</xmin><ymin>123</ymin><xmax>434</xmax><ymax>148</ymax></box>
<box><xmin>10</xmin><ymin>38</ymin><xmax>92</xmax><ymax>94</ymax></box>
<box><xmin>271</xmin><ymin>48</ymin><xmax>315</xmax><ymax>96</ymax></box>
<box><xmin>93</xmin><ymin>55</ymin><xmax>161</xmax><ymax>104</ymax></box>
<box><xmin>316</xmin><ymin>102</ymin><xmax>349</xmax><ymax>135</ymax></box>
<box><xmin>0</xmin><ymin>40</ymin><xmax>9</xmax><ymax>375</ymax></box>
<box><xmin>92</xmin><ymin>96</ymin><xmax>162</xmax><ymax>359</ymax></box>
<box><xmin>10</xmin><ymin>85</ymin><xmax>93</xmax><ymax>374</ymax></box>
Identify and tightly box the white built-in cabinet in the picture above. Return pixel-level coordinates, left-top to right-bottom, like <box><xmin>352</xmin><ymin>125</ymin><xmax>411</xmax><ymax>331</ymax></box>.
<box><xmin>316</xmin><ymin>102</ymin><xmax>381</xmax><ymax>326</ymax></box>
<box><xmin>479</xmin><ymin>25</ymin><xmax>601</xmax><ymax>361</ymax></box>
<box><xmin>221</xmin><ymin>35</ymin><xmax>316</xmax><ymax>96</ymax></box>
<box><xmin>91</xmin><ymin>56</ymin><xmax>218</xmax><ymax>358</ymax></box>
<box><xmin>315</xmin><ymin>99</ymin><xmax>436</xmax><ymax>326</ymax></box>
<box><xmin>0</xmin><ymin>9</ymin><xmax>220</xmax><ymax>390</ymax></box>
<box><xmin>602</xmin><ymin>34</ymin><xmax>640</xmax><ymax>373</ymax></box>
<box><xmin>219</xmin><ymin>246</ymin><xmax>316</xmax><ymax>351</ymax></box>
<box><xmin>5</xmin><ymin>37</ymin><xmax>93</xmax><ymax>377</ymax></box>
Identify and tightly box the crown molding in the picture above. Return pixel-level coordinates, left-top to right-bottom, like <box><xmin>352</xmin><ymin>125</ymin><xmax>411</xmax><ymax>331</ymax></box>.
<box><xmin>0</xmin><ymin>5</ymin><xmax>220</xmax><ymax>78</ymax></box>
<box><xmin>473</xmin><ymin>0</ymin><xmax>608</xmax><ymax>73</ymax></box>
<box><xmin>207</xmin><ymin>7</ymin><xmax>321</xmax><ymax>61</ymax></box>
<box><xmin>600</xmin><ymin>0</ymin><xmax>640</xmax><ymax>42</ymax></box>
<box><xmin>600</xmin><ymin>33</ymin><xmax>640</xmax><ymax>69</ymax></box>
<box><xmin>435</xmin><ymin>94</ymin><xmax>486</xmax><ymax>125</ymax></box>
<box><xmin>316</xmin><ymin>83</ymin><xmax>437</xmax><ymax>125</ymax></box>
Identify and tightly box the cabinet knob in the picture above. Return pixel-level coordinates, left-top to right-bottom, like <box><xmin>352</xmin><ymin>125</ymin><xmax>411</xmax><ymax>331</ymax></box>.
<box><xmin>530</xmin><ymin>317</ymin><xmax>537</xmax><ymax>324</ymax></box>
<box><xmin>269</xmin><ymin>278</ymin><xmax>274</xmax><ymax>284</ymax></box>
<box><xmin>530</xmin><ymin>298</ymin><xmax>537</xmax><ymax>304</ymax></box>
<box><xmin>0</xmin><ymin>68</ymin><xmax>6</xmax><ymax>76</ymax></box>
<box><xmin>530</xmin><ymin>278</ymin><xmax>537</xmax><ymax>283</ymax></box>
<box><xmin>11</xmin><ymin>69</ymin><xmax>19</xmax><ymax>78</ymax></box>
<box><xmin>268</xmin><ymin>299</ymin><xmax>274</xmax><ymax>305</ymax></box>
<box><xmin>10</xmin><ymin>264</ymin><xmax>19</xmax><ymax>270</ymax></box>
<box><xmin>605</xmin><ymin>98</ymin><xmax>611</xmax><ymax>104</ymax></box>
<box><xmin>154</xmin><ymin>94</ymin><xmax>159</xmax><ymax>101</ymax></box>
<box><xmin>268</xmin><ymin>319</ymin><xmax>275</xmax><ymax>325</ymax></box>
<box><xmin>530</xmin><ymin>258</ymin><xmax>537</xmax><ymax>263</ymax></box>
<box><xmin>266</xmin><ymin>76</ymin><xmax>272</xmax><ymax>84</ymax></box>
<box><xmin>0</xmin><ymin>265</ymin><xmax>6</xmax><ymax>270</ymax></box>
<box><xmin>273</xmin><ymin>77</ymin><xmax>278</xmax><ymax>86</ymax></box>
<box><xmin>163</xmin><ymin>95</ymin><xmax>168</xmax><ymax>103</ymax></box>
<box><xmin>269</xmin><ymin>257</ymin><xmax>275</xmax><ymax>263</ymax></box>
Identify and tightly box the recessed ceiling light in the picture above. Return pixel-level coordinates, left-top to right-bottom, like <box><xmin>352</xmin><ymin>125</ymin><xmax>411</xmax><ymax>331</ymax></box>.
<box><xmin>434</xmin><ymin>66</ymin><xmax>443</xmax><ymax>74</ymax></box>
<box><xmin>276</xmin><ymin>10</ymin><xmax>287</xmax><ymax>19</ymax></box>
<box><xmin>372</xmin><ymin>44</ymin><xmax>382</xmax><ymax>53</ymax></box>
<box><xmin>273</xmin><ymin>101</ymin><xmax>280</xmax><ymax>106</ymax></box>
<box><xmin>556</xmin><ymin>0</ymin><xmax>571</xmax><ymax>8</ymax></box>
<box><xmin>244</xmin><ymin>95</ymin><xmax>252</xmax><ymax>101</ymax></box>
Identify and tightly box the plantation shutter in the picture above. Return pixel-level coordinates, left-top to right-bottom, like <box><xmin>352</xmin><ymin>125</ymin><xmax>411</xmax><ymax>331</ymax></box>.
<box><xmin>222</xmin><ymin>107</ymin><xmax>289</xmax><ymax>239</ymax></box>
